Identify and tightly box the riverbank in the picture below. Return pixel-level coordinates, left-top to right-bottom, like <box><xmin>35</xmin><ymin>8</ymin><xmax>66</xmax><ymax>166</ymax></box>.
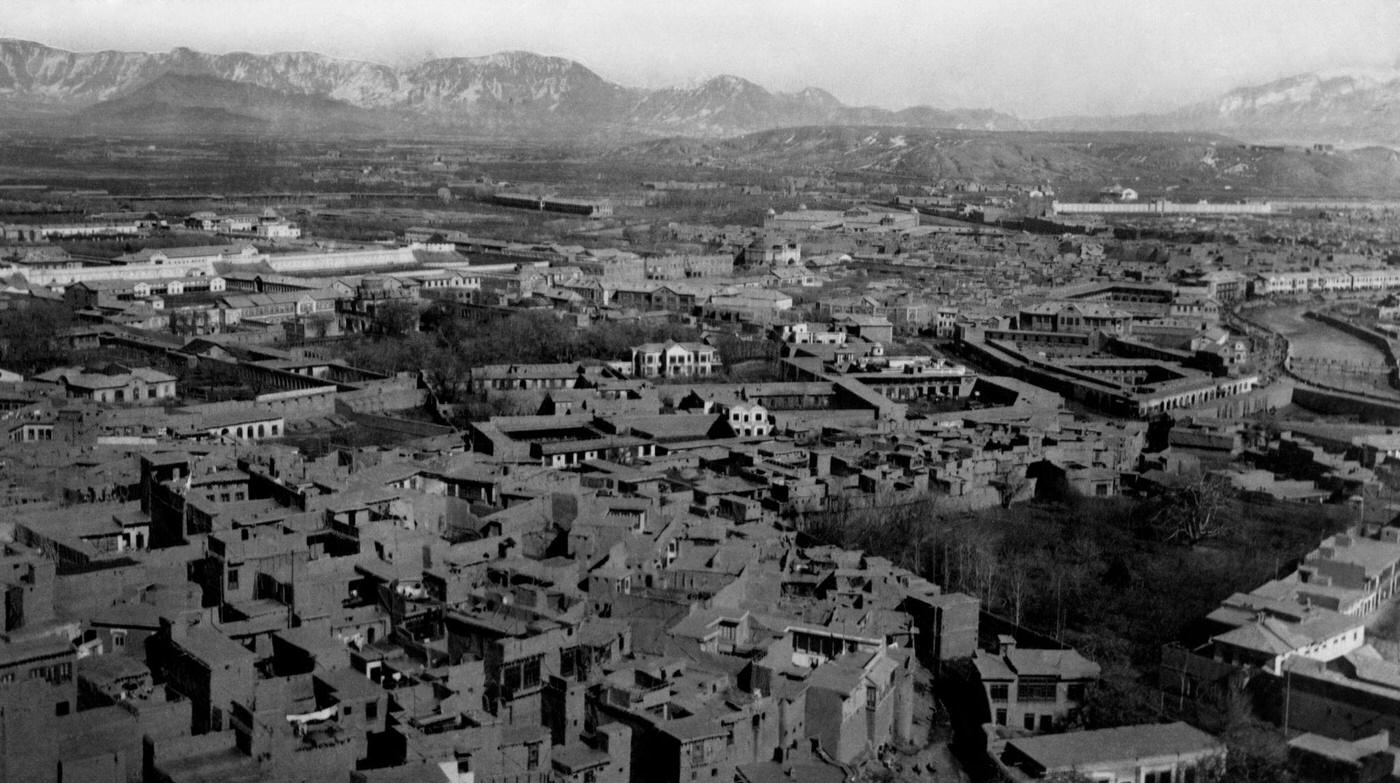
<box><xmin>1252</xmin><ymin>304</ymin><xmax>1397</xmax><ymax>397</ymax></box>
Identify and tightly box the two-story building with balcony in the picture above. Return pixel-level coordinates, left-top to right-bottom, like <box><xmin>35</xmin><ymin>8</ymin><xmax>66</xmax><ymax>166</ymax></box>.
<box><xmin>631</xmin><ymin>341</ymin><xmax>719</xmax><ymax>379</ymax></box>
<box><xmin>973</xmin><ymin>635</ymin><xmax>1101</xmax><ymax>733</ymax></box>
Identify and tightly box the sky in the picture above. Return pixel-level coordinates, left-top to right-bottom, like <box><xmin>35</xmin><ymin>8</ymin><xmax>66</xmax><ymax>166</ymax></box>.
<box><xmin>2</xmin><ymin>0</ymin><xmax>1398</xmax><ymax>118</ymax></box>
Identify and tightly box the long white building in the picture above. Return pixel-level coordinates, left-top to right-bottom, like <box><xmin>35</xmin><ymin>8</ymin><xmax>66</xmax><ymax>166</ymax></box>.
<box><xmin>5</xmin><ymin>245</ymin><xmax>421</xmax><ymax>291</ymax></box>
<box><xmin>1252</xmin><ymin>268</ymin><xmax>1400</xmax><ymax>297</ymax></box>
<box><xmin>1051</xmin><ymin>199</ymin><xmax>1273</xmax><ymax>216</ymax></box>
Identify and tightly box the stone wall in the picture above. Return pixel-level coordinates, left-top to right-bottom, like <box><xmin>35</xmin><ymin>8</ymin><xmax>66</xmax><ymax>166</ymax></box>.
<box><xmin>1186</xmin><ymin>383</ymin><xmax>1294</xmax><ymax>419</ymax></box>
<box><xmin>180</xmin><ymin>387</ymin><xmax>337</xmax><ymax>423</ymax></box>
<box><xmin>336</xmin><ymin>374</ymin><xmax>426</xmax><ymax>414</ymax></box>
<box><xmin>1293</xmin><ymin>385</ymin><xmax>1400</xmax><ymax>425</ymax></box>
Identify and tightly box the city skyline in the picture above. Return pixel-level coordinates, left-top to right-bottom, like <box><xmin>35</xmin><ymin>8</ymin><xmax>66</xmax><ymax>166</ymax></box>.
<box><xmin>1</xmin><ymin>0</ymin><xmax>1397</xmax><ymax>118</ymax></box>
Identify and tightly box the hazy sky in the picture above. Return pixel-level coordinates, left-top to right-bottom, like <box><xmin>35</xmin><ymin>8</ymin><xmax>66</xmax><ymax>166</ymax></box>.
<box><xmin>3</xmin><ymin>0</ymin><xmax>1398</xmax><ymax>117</ymax></box>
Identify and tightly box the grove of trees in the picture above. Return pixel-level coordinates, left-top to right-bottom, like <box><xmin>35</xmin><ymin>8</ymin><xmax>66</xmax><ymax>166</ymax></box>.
<box><xmin>805</xmin><ymin>489</ymin><xmax>1336</xmax><ymax>781</ymax></box>
<box><xmin>805</xmin><ymin>490</ymin><xmax>1349</xmax><ymax>672</ymax></box>
<box><xmin>0</xmin><ymin>300</ymin><xmax>83</xmax><ymax>375</ymax></box>
<box><xmin>339</xmin><ymin>306</ymin><xmax>702</xmax><ymax>412</ymax></box>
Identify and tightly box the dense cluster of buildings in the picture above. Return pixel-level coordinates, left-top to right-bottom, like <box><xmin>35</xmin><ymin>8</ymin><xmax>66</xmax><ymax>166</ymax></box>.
<box><xmin>0</xmin><ymin>316</ymin><xmax>1248</xmax><ymax>783</ymax></box>
<box><xmin>0</xmin><ymin>200</ymin><xmax>1248</xmax><ymax>782</ymax></box>
<box><xmin>0</xmin><ymin>345</ymin><xmax>1032</xmax><ymax>783</ymax></box>
<box><xmin>1158</xmin><ymin>518</ymin><xmax>1400</xmax><ymax>779</ymax></box>
<box><xmin>956</xmin><ymin>281</ymin><xmax>1266</xmax><ymax>418</ymax></box>
<box><xmin>6</xmin><ymin>154</ymin><xmax>1400</xmax><ymax>783</ymax></box>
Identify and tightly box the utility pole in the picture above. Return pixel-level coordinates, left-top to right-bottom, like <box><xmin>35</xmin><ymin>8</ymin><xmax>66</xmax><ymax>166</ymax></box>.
<box><xmin>1283</xmin><ymin>667</ymin><xmax>1291</xmax><ymax>736</ymax></box>
<box><xmin>287</xmin><ymin>551</ymin><xmax>295</xmax><ymax>629</ymax></box>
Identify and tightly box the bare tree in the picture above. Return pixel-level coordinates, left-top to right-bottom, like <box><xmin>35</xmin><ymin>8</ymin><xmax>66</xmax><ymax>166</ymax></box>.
<box><xmin>1154</xmin><ymin>473</ymin><xmax>1233</xmax><ymax>546</ymax></box>
<box><xmin>1004</xmin><ymin>555</ymin><xmax>1029</xmax><ymax>627</ymax></box>
<box><xmin>968</xmin><ymin>534</ymin><xmax>1001</xmax><ymax>607</ymax></box>
<box><xmin>1051</xmin><ymin>563</ymin><xmax>1066</xmax><ymax>640</ymax></box>
<box><xmin>371</xmin><ymin>299</ymin><xmax>421</xmax><ymax>338</ymax></box>
<box><xmin>421</xmin><ymin>350</ymin><xmax>474</xmax><ymax>403</ymax></box>
<box><xmin>1046</xmin><ymin>541</ymin><xmax>1096</xmax><ymax>640</ymax></box>
<box><xmin>994</xmin><ymin>466</ymin><xmax>1033</xmax><ymax>508</ymax></box>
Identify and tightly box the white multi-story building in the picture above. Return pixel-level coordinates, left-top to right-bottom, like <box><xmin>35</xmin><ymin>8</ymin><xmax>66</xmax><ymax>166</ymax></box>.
<box><xmin>717</xmin><ymin>401</ymin><xmax>771</xmax><ymax>438</ymax></box>
<box><xmin>1350</xmin><ymin>268</ymin><xmax>1400</xmax><ymax>291</ymax></box>
<box><xmin>1253</xmin><ymin>267</ymin><xmax>1400</xmax><ymax>297</ymax></box>
<box><xmin>1254</xmin><ymin>271</ymin><xmax>1321</xmax><ymax>296</ymax></box>
<box><xmin>630</xmin><ymin>341</ymin><xmax>719</xmax><ymax>378</ymax></box>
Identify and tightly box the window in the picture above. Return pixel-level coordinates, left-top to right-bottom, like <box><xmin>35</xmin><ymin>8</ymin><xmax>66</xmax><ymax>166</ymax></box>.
<box><xmin>561</xmin><ymin>645</ymin><xmax>589</xmax><ymax>680</ymax></box>
<box><xmin>995</xmin><ymin>708</ymin><xmax>1007</xmax><ymax>726</ymax></box>
<box><xmin>1039</xmin><ymin>715</ymin><xmax>1052</xmax><ymax>731</ymax></box>
<box><xmin>1144</xmin><ymin>770</ymin><xmax>1173</xmax><ymax>783</ymax></box>
<box><xmin>55</xmin><ymin>701</ymin><xmax>69</xmax><ymax>716</ymax></box>
<box><xmin>227</xmin><ymin>568</ymin><xmax>239</xmax><ymax>591</ymax></box>
<box><xmin>989</xmin><ymin>684</ymin><xmax>1009</xmax><ymax>702</ymax></box>
<box><xmin>866</xmin><ymin>687</ymin><xmax>877</xmax><ymax>710</ymax></box>
<box><xmin>366</xmin><ymin>700</ymin><xmax>378</xmax><ymax>720</ymax></box>
<box><xmin>688</xmin><ymin>740</ymin><xmax>715</xmax><ymax>766</ymax></box>
<box><xmin>112</xmin><ymin>631</ymin><xmax>126</xmax><ymax>649</ymax></box>
<box><xmin>1017</xmin><ymin>680</ymin><xmax>1057</xmax><ymax>702</ymax></box>
<box><xmin>501</xmin><ymin>655</ymin><xmax>544</xmax><ymax>693</ymax></box>
<box><xmin>1067</xmin><ymin>683</ymin><xmax>1086</xmax><ymax>702</ymax></box>
<box><xmin>1023</xmin><ymin>713</ymin><xmax>1036</xmax><ymax>730</ymax></box>
<box><xmin>527</xmin><ymin>743</ymin><xmax>539</xmax><ymax>770</ymax></box>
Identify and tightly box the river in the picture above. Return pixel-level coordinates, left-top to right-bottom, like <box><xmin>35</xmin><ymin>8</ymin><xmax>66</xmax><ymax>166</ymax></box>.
<box><xmin>1251</xmin><ymin>304</ymin><xmax>1389</xmax><ymax>367</ymax></box>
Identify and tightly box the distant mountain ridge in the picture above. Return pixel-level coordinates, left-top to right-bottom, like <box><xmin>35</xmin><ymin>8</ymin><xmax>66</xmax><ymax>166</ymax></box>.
<box><xmin>621</xmin><ymin>125</ymin><xmax>1400</xmax><ymax>198</ymax></box>
<box><xmin>1033</xmin><ymin>70</ymin><xmax>1400</xmax><ymax>147</ymax></box>
<box><xmin>0</xmin><ymin>38</ymin><xmax>1020</xmax><ymax>137</ymax></box>
<box><xmin>0</xmin><ymin>38</ymin><xmax>1396</xmax><ymax>145</ymax></box>
<box><xmin>1159</xmin><ymin>70</ymin><xmax>1400</xmax><ymax>146</ymax></box>
<box><xmin>74</xmin><ymin>72</ymin><xmax>381</xmax><ymax>134</ymax></box>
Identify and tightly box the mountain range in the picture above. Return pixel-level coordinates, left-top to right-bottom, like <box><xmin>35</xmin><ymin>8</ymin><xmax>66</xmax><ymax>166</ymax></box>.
<box><xmin>0</xmin><ymin>38</ymin><xmax>1395</xmax><ymax>146</ymax></box>
<box><xmin>1041</xmin><ymin>70</ymin><xmax>1400</xmax><ymax>147</ymax></box>
<box><xmin>619</xmin><ymin>126</ymin><xmax>1400</xmax><ymax>198</ymax></box>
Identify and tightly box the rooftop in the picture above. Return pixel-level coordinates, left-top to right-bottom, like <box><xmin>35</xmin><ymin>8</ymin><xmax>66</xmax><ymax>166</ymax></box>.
<box><xmin>1007</xmin><ymin>722</ymin><xmax>1222</xmax><ymax>772</ymax></box>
